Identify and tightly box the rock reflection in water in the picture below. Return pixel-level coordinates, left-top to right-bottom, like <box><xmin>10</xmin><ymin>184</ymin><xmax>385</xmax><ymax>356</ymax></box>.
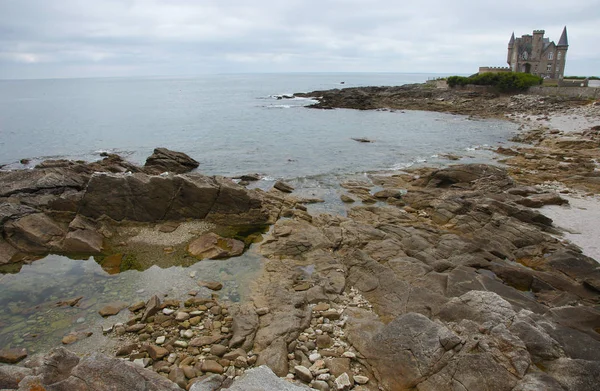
<box><xmin>0</xmin><ymin>251</ymin><xmax>261</xmax><ymax>354</ymax></box>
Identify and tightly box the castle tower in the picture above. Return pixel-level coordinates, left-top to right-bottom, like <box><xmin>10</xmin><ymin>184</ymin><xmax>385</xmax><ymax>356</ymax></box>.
<box><xmin>507</xmin><ymin>32</ymin><xmax>515</xmax><ymax>66</ymax></box>
<box><xmin>555</xmin><ymin>26</ymin><xmax>568</xmax><ymax>79</ymax></box>
<box><xmin>532</xmin><ymin>30</ymin><xmax>545</xmax><ymax>61</ymax></box>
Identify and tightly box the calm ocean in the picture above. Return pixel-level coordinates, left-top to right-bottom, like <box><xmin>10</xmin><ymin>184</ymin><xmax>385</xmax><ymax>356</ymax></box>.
<box><xmin>0</xmin><ymin>73</ymin><xmax>520</xmax><ymax>353</ymax></box>
<box><xmin>0</xmin><ymin>73</ymin><xmax>517</xmax><ymax>180</ymax></box>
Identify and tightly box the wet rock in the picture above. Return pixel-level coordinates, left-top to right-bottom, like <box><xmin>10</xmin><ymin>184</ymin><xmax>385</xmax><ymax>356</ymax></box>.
<box><xmin>144</xmin><ymin>147</ymin><xmax>199</xmax><ymax>174</ymax></box>
<box><xmin>98</xmin><ymin>302</ymin><xmax>127</xmax><ymax>317</ymax></box>
<box><xmin>274</xmin><ymin>181</ymin><xmax>294</xmax><ymax>193</ymax></box>
<box><xmin>198</xmin><ymin>280</ymin><xmax>223</xmax><ymax>291</ymax></box>
<box><xmin>373</xmin><ymin>189</ymin><xmax>403</xmax><ymax>199</ymax></box>
<box><xmin>340</xmin><ymin>194</ymin><xmax>355</xmax><ymax>203</ymax></box>
<box><xmin>0</xmin><ymin>348</ymin><xmax>27</xmax><ymax>364</ymax></box>
<box><xmin>62</xmin><ymin>228</ymin><xmax>104</xmax><ymax>253</ymax></box>
<box><xmin>188</xmin><ymin>233</ymin><xmax>245</xmax><ymax>260</ymax></box>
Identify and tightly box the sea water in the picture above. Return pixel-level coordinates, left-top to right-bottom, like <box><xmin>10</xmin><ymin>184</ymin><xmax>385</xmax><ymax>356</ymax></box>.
<box><xmin>0</xmin><ymin>73</ymin><xmax>519</xmax><ymax>353</ymax></box>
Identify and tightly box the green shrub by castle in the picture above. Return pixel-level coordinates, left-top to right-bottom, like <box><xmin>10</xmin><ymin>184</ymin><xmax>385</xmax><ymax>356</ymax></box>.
<box><xmin>447</xmin><ymin>73</ymin><xmax>543</xmax><ymax>92</ymax></box>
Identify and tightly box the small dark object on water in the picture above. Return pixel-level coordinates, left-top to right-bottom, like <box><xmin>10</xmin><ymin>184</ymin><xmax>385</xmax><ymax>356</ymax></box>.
<box><xmin>340</xmin><ymin>81</ymin><xmax>345</xmax><ymax>84</ymax></box>
<box><xmin>352</xmin><ymin>138</ymin><xmax>374</xmax><ymax>143</ymax></box>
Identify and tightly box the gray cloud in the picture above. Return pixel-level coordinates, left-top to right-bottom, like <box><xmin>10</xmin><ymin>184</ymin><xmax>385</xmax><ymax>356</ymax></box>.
<box><xmin>0</xmin><ymin>0</ymin><xmax>598</xmax><ymax>79</ymax></box>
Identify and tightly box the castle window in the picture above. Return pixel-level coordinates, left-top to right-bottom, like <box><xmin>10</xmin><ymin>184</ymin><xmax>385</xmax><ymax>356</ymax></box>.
<box><xmin>522</xmin><ymin>52</ymin><xmax>528</xmax><ymax>60</ymax></box>
<box><xmin>557</xmin><ymin>52</ymin><xmax>562</xmax><ymax>60</ymax></box>
<box><xmin>548</xmin><ymin>51</ymin><xmax>554</xmax><ymax>60</ymax></box>
<box><xmin>547</xmin><ymin>64</ymin><xmax>552</xmax><ymax>71</ymax></box>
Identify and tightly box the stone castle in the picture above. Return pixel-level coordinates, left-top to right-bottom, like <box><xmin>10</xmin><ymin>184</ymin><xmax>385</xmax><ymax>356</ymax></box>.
<box><xmin>508</xmin><ymin>27</ymin><xmax>568</xmax><ymax>79</ymax></box>
<box><xmin>480</xmin><ymin>27</ymin><xmax>569</xmax><ymax>79</ymax></box>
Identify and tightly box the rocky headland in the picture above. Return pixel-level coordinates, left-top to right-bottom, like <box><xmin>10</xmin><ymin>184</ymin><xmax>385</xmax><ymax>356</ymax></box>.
<box><xmin>1</xmin><ymin>84</ymin><xmax>600</xmax><ymax>391</ymax></box>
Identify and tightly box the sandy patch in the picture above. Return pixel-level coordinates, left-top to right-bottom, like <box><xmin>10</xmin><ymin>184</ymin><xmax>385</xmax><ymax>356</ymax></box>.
<box><xmin>542</xmin><ymin>194</ymin><xmax>600</xmax><ymax>263</ymax></box>
<box><xmin>124</xmin><ymin>221</ymin><xmax>215</xmax><ymax>246</ymax></box>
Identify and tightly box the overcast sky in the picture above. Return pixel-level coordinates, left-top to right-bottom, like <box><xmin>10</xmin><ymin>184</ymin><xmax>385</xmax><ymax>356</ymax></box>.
<box><xmin>0</xmin><ymin>0</ymin><xmax>598</xmax><ymax>79</ymax></box>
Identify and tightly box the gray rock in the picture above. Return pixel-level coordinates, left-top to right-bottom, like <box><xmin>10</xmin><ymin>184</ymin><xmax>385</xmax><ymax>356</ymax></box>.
<box><xmin>223</xmin><ymin>365</ymin><xmax>311</xmax><ymax>391</ymax></box>
<box><xmin>144</xmin><ymin>147</ymin><xmax>199</xmax><ymax>174</ymax></box>
<box><xmin>0</xmin><ymin>365</ymin><xmax>32</xmax><ymax>389</ymax></box>
<box><xmin>189</xmin><ymin>374</ymin><xmax>224</xmax><ymax>391</ymax></box>
<box><xmin>274</xmin><ymin>181</ymin><xmax>294</xmax><ymax>193</ymax></box>
<box><xmin>512</xmin><ymin>373</ymin><xmax>566</xmax><ymax>391</ymax></box>
<box><xmin>546</xmin><ymin>358</ymin><xmax>600</xmax><ymax>391</ymax></box>
<box><xmin>294</xmin><ymin>365</ymin><xmax>313</xmax><ymax>383</ymax></box>
<box><xmin>437</xmin><ymin>291</ymin><xmax>516</xmax><ymax>326</ymax></box>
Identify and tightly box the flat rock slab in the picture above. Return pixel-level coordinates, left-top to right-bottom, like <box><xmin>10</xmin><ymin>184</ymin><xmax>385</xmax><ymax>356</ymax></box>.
<box><xmin>187</xmin><ymin>233</ymin><xmax>244</xmax><ymax>260</ymax></box>
<box><xmin>209</xmin><ymin>365</ymin><xmax>311</xmax><ymax>391</ymax></box>
<box><xmin>0</xmin><ymin>348</ymin><xmax>27</xmax><ymax>364</ymax></box>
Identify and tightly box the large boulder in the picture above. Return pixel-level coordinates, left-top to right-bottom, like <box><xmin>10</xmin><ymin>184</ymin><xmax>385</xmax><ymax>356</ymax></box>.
<box><xmin>424</xmin><ymin>164</ymin><xmax>513</xmax><ymax>191</ymax></box>
<box><xmin>0</xmin><ymin>166</ymin><xmax>89</xmax><ymax>198</ymax></box>
<box><xmin>144</xmin><ymin>147</ymin><xmax>199</xmax><ymax>174</ymax></box>
<box><xmin>16</xmin><ymin>347</ymin><xmax>181</xmax><ymax>391</ymax></box>
<box><xmin>205</xmin><ymin>365</ymin><xmax>311</xmax><ymax>391</ymax></box>
<box><xmin>346</xmin><ymin>311</ymin><xmax>461</xmax><ymax>390</ymax></box>
<box><xmin>4</xmin><ymin>213</ymin><xmax>66</xmax><ymax>253</ymax></box>
<box><xmin>78</xmin><ymin>172</ymin><xmax>269</xmax><ymax>225</ymax></box>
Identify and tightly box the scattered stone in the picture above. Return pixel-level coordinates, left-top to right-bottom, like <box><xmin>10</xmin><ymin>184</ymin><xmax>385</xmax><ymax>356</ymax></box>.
<box><xmin>335</xmin><ymin>372</ymin><xmax>352</xmax><ymax>390</ymax></box>
<box><xmin>294</xmin><ymin>365</ymin><xmax>313</xmax><ymax>383</ymax></box>
<box><xmin>340</xmin><ymin>194</ymin><xmax>355</xmax><ymax>203</ymax></box>
<box><xmin>146</xmin><ymin>345</ymin><xmax>169</xmax><ymax>360</ymax></box>
<box><xmin>198</xmin><ymin>280</ymin><xmax>223</xmax><ymax>291</ymax></box>
<box><xmin>201</xmin><ymin>360</ymin><xmax>225</xmax><ymax>374</ymax></box>
<box><xmin>353</xmin><ymin>375</ymin><xmax>369</xmax><ymax>385</ymax></box>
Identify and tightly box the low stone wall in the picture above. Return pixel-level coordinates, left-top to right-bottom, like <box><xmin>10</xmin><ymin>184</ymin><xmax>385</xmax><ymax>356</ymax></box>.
<box><xmin>527</xmin><ymin>86</ymin><xmax>600</xmax><ymax>99</ymax></box>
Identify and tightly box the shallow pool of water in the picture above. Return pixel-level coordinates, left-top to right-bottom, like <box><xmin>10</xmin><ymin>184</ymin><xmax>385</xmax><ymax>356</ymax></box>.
<box><xmin>0</xmin><ymin>250</ymin><xmax>262</xmax><ymax>354</ymax></box>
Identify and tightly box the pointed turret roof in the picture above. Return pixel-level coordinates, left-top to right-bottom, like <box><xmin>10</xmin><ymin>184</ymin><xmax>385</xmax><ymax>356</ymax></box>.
<box><xmin>558</xmin><ymin>26</ymin><xmax>568</xmax><ymax>46</ymax></box>
<box><xmin>508</xmin><ymin>32</ymin><xmax>515</xmax><ymax>47</ymax></box>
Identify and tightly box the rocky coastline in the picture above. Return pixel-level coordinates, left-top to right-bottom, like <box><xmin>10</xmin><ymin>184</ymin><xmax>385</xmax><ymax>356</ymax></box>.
<box><xmin>2</xmin><ymin>83</ymin><xmax>600</xmax><ymax>390</ymax></box>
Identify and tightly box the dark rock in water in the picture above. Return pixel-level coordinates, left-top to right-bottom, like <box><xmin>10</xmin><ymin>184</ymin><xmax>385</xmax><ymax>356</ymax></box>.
<box><xmin>98</xmin><ymin>302</ymin><xmax>127</xmax><ymax>317</ymax></box>
<box><xmin>373</xmin><ymin>189</ymin><xmax>403</xmax><ymax>199</ymax></box>
<box><xmin>274</xmin><ymin>180</ymin><xmax>294</xmax><ymax>193</ymax></box>
<box><xmin>0</xmin><ymin>348</ymin><xmax>27</xmax><ymax>364</ymax></box>
<box><xmin>19</xmin><ymin>158</ymin><xmax>30</xmax><ymax>165</ymax></box>
<box><xmin>198</xmin><ymin>280</ymin><xmax>224</xmax><ymax>291</ymax></box>
<box><xmin>239</xmin><ymin>173</ymin><xmax>261</xmax><ymax>181</ymax></box>
<box><xmin>351</xmin><ymin>137</ymin><xmax>374</xmax><ymax>143</ymax></box>
<box><xmin>188</xmin><ymin>233</ymin><xmax>244</xmax><ymax>260</ymax></box>
<box><xmin>144</xmin><ymin>147</ymin><xmax>199</xmax><ymax>174</ymax></box>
